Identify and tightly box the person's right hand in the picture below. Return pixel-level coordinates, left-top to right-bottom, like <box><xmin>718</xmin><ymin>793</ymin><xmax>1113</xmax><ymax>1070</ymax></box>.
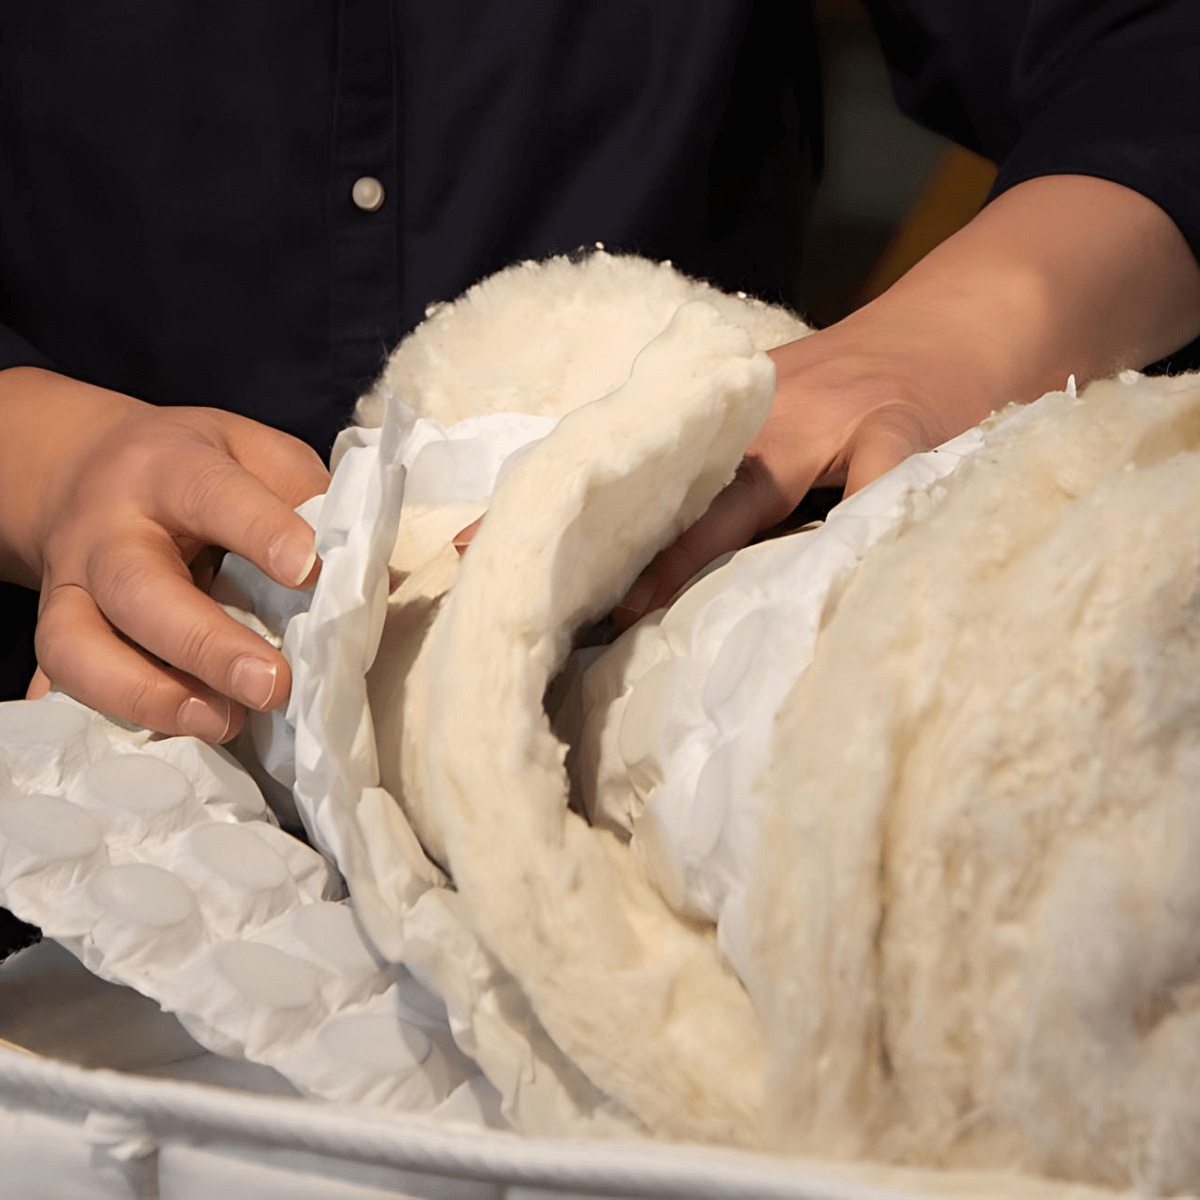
<box><xmin>0</xmin><ymin>367</ymin><xmax>330</xmax><ymax>741</ymax></box>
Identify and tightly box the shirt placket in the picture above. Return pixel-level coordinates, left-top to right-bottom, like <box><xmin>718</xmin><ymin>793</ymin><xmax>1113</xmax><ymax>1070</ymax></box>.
<box><xmin>328</xmin><ymin>0</ymin><xmax>400</xmax><ymax>412</ymax></box>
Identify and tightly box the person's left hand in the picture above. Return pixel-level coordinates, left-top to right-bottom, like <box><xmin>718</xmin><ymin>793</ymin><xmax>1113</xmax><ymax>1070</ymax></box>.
<box><xmin>607</xmin><ymin>308</ymin><xmax>998</xmax><ymax>627</ymax></box>
<box><xmin>451</xmin><ymin>307</ymin><xmax>996</xmax><ymax>624</ymax></box>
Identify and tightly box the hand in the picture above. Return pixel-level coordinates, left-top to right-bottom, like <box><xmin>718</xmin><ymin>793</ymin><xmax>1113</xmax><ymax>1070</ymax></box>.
<box><xmin>612</xmin><ymin>174</ymin><xmax>1200</xmax><ymax>627</ymax></box>
<box><xmin>0</xmin><ymin>368</ymin><xmax>330</xmax><ymax>741</ymax></box>
<box><xmin>609</xmin><ymin>312</ymin><xmax>995</xmax><ymax>627</ymax></box>
<box><xmin>448</xmin><ymin>317</ymin><xmax>988</xmax><ymax>608</ymax></box>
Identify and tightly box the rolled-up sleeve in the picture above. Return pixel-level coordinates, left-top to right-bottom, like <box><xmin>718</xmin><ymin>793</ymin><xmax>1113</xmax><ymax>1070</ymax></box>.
<box><xmin>861</xmin><ymin>0</ymin><xmax>1200</xmax><ymax>263</ymax></box>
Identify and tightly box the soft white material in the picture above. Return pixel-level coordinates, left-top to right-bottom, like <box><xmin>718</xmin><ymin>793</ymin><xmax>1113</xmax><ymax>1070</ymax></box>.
<box><xmin>278</xmin><ymin>400</ymin><xmax>638</xmax><ymax>1139</ymax></box>
<box><xmin>286</xmin><ymin>251</ymin><xmax>1200</xmax><ymax>1189</ymax></box>
<box><xmin>751</xmin><ymin>371</ymin><xmax>1200</xmax><ymax>1192</ymax></box>
<box><xmin>402</xmin><ymin>301</ymin><xmax>776</xmax><ymax>1144</ymax></box>
<box><xmin>355</xmin><ymin>248</ymin><xmax>809</xmax><ymax>428</ymax></box>
<box><xmin>573</xmin><ymin>426</ymin><xmax>985</xmax><ymax>983</ymax></box>
<box><xmin>0</xmin><ymin>692</ymin><xmax>470</xmax><ymax>1114</ymax></box>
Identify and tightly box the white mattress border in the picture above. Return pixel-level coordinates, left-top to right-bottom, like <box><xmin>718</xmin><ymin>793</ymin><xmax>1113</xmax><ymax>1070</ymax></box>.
<box><xmin>0</xmin><ymin>1044</ymin><xmax>905</xmax><ymax>1199</ymax></box>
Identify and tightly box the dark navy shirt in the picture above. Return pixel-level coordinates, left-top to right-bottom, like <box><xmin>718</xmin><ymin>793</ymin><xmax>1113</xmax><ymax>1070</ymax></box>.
<box><xmin>2</xmin><ymin>1</ymin><xmax>1197</xmax><ymax>456</ymax></box>
<box><xmin>0</xmin><ymin>0</ymin><xmax>1198</xmax><ymax>698</ymax></box>
<box><xmin>0</xmin><ymin>2</ymin><xmax>827</xmax><ymax>456</ymax></box>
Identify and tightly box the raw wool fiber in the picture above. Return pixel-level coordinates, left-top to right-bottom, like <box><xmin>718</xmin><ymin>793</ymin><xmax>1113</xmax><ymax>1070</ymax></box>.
<box><xmin>751</xmin><ymin>371</ymin><xmax>1200</xmax><ymax>1192</ymax></box>
<box><xmin>355</xmin><ymin>248</ymin><xmax>809</xmax><ymax>428</ymax></box>
<box><xmin>359</xmin><ymin>251</ymin><xmax>811</xmax><ymax>1141</ymax></box>
<box><xmin>399</xmin><ymin>301</ymin><xmax>776</xmax><ymax>1145</ymax></box>
<box><xmin>364</xmin><ymin>247</ymin><xmax>810</xmax><ymax>885</ymax></box>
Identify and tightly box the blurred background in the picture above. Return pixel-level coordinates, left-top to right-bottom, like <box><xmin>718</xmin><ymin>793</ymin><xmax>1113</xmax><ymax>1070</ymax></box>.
<box><xmin>798</xmin><ymin>0</ymin><xmax>997</xmax><ymax>328</ymax></box>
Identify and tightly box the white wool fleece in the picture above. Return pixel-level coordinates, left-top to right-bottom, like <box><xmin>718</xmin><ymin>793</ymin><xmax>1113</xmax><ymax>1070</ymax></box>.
<box><xmin>398</xmin><ymin>302</ymin><xmax>776</xmax><ymax>1145</ymax></box>
<box><xmin>753</xmin><ymin>371</ymin><xmax>1200</xmax><ymax>1193</ymax></box>
<box><xmin>355</xmin><ymin>248</ymin><xmax>809</xmax><ymax>427</ymax></box>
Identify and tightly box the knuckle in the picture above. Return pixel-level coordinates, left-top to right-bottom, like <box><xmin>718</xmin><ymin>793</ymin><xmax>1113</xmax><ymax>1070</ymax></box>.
<box><xmin>657</xmin><ymin>541</ymin><xmax>705</xmax><ymax>588</ymax></box>
<box><xmin>172</xmin><ymin>615</ymin><xmax>227</xmax><ymax>683</ymax></box>
<box><xmin>855</xmin><ymin>411</ymin><xmax>927</xmax><ymax>463</ymax></box>
<box><xmin>94</xmin><ymin>546</ymin><xmax>160</xmax><ymax>616</ymax></box>
<box><xmin>174</xmin><ymin>455</ymin><xmax>240</xmax><ymax>529</ymax></box>
<box><xmin>121</xmin><ymin>671</ymin><xmax>171</xmax><ymax>733</ymax></box>
<box><xmin>866</xmin><ymin>400</ymin><xmax>929</xmax><ymax>440</ymax></box>
<box><xmin>98</xmin><ymin>423</ymin><xmax>196</xmax><ymax>499</ymax></box>
<box><xmin>109</xmin><ymin>431</ymin><xmax>170</xmax><ymax>481</ymax></box>
<box><xmin>42</xmin><ymin>504</ymin><xmax>112</xmax><ymax>574</ymax></box>
<box><xmin>263</xmin><ymin>437</ymin><xmax>330</xmax><ymax>503</ymax></box>
<box><xmin>277</xmin><ymin>428</ymin><xmax>325</xmax><ymax>469</ymax></box>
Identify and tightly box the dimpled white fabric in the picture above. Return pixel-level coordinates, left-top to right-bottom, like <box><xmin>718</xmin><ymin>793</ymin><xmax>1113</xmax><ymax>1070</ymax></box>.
<box><xmin>0</xmin><ymin>692</ymin><xmax>472</xmax><ymax>1116</ymax></box>
<box><xmin>573</xmin><ymin>425</ymin><xmax>986</xmax><ymax>988</ymax></box>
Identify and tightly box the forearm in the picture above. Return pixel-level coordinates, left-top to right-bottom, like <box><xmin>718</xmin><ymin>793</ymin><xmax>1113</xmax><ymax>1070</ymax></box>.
<box><xmin>850</xmin><ymin>174</ymin><xmax>1200</xmax><ymax>412</ymax></box>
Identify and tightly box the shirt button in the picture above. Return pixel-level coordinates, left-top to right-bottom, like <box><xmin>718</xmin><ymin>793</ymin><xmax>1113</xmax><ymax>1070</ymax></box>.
<box><xmin>351</xmin><ymin>176</ymin><xmax>385</xmax><ymax>212</ymax></box>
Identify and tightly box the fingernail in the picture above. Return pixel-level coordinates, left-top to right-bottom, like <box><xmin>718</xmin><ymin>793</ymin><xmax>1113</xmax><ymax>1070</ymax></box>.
<box><xmin>231</xmin><ymin>657</ymin><xmax>278</xmax><ymax>711</ymax></box>
<box><xmin>613</xmin><ymin>573</ymin><xmax>658</xmax><ymax>627</ymax></box>
<box><xmin>271</xmin><ymin>532</ymin><xmax>317</xmax><ymax>587</ymax></box>
<box><xmin>177</xmin><ymin>696</ymin><xmax>232</xmax><ymax>742</ymax></box>
<box><xmin>452</xmin><ymin>518</ymin><xmax>482</xmax><ymax>556</ymax></box>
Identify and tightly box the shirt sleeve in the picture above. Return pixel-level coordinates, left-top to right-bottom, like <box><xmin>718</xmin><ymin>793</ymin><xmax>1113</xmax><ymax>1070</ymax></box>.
<box><xmin>0</xmin><ymin>323</ymin><xmax>54</xmax><ymax>374</ymax></box>
<box><xmin>859</xmin><ymin>0</ymin><xmax>1200</xmax><ymax>265</ymax></box>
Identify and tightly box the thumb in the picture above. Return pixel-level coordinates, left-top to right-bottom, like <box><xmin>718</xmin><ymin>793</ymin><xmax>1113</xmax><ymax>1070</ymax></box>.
<box><xmin>612</xmin><ymin>457</ymin><xmax>796</xmax><ymax>630</ymax></box>
<box><xmin>842</xmin><ymin>407</ymin><xmax>928</xmax><ymax>498</ymax></box>
<box><xmin>26</xmin><ymin>666</ymin><xmax>51</xmax><ymax>700</ymax></box>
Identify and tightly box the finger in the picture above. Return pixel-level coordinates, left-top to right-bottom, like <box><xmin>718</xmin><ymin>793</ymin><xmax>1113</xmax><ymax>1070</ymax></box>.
<box><xmin>36</xmin><ymin>584</ymin><xmax>246</xmax><ymax>742</ymax></box>
<box><xmin>221</xmin><ymin>415</ymin><xmax>331</xmax><ymax>510</ymax></box>
<box><xmin>84</xmin><ymin>531</ymin><xmax>292</xmax><ymax>713</ymax></box>
<box><xmin>453</xmin><ymin>517</ymin><xmax>482</xmax><ymax>556</ymax></box>
<box><xmin>154</xmin><ymin>444</ymin><xmax>320</xmax><ymax>589</ymax></box>
<box><xmin>612</xmin><ymin>456</ymin><xmax>795</xmax><ymax>630</ymax></box>
<box><xmin>26</xmin><ymin>666</ymin><xmax>51</xmax><ymax>700</ymax></box>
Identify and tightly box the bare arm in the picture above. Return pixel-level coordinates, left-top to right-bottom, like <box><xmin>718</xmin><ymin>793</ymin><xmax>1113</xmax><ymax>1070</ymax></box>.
<box><xmin>614</xmin><ymin>174</ymin><xmax>1200</xmax><ymax>624</ymax></box>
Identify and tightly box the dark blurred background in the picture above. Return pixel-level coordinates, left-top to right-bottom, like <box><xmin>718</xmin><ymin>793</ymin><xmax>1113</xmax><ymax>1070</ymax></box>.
<box><xmin>798</xmin><ymin>0</ymin><xmax>997</xmax><ymax>327</ymax></box>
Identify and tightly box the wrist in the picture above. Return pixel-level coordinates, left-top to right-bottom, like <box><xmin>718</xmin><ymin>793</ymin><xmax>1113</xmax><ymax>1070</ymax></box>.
<box><xmin>845</xmin><ymin>262</ymin><xmax>1059</xmax><ymax>416</ymax></box>
<box><xmin>0</xmin><ymin>367</ymin><xmax>148</xmax><ymax>585</ymax></box>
